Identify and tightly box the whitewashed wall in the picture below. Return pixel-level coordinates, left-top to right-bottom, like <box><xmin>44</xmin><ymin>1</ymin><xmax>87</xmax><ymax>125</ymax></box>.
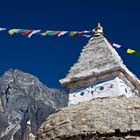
<box><xmin>68</xmin><ymin>77</ymin><xmax>135</xmax><ymax>105</ymax></box>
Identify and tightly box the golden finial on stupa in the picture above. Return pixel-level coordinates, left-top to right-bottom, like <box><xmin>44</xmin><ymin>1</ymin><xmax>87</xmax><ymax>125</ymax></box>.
<box><xmin>92</xmin><ymin>23</ymin><xmax>104</xmax><ymax>36</ymax></box>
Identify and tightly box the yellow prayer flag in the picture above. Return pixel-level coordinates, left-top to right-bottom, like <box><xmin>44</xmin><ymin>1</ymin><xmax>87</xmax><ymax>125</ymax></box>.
<box><xmin>127</xmin><ymin>48</ymin><xmax>136</xmax><ymax>54</ymax></box>
<box><xmin>41</xmin><ymin>31</ymin><xmax>48</xmax><ymax>36</ymax></box>
<box><xmin>8</xmin><ymin>29</ymin><xmax>19</xmax><ymax>35</ymax></box>
<box><xmin>70</xmin><ymin>32</ymin><xmax>77</xmax><ymax>37</ymax></box>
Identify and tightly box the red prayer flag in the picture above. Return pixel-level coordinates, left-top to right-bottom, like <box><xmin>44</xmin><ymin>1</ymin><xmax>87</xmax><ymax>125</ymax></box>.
<box><xmin>21</xmin><ymin>30</ymin><xmax>32</xmax><ymax>35</ymax></box>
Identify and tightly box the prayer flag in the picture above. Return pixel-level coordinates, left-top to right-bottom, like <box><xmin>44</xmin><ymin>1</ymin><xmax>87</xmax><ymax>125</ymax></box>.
<box><xmin>16</xmin><ymin>29</ymin><xmax>25</xmax><ymax>33</ymax></box>
<box><xmin>70</xmin><ymin>31</ymin><xmax>78</xmax><ymax>37</ymax></box>
<box><xmin>47</xmin><ymin>31</ymin><xmax>55</xmax><ymax>35</ymax></box>
<box><xmin>28</xmin><ymin>30</ymin><xmax>41</xmax><ymax>38</ymax></box>
<box><xmin>9</xmin><ymin>29</ymin><xmax>20</xmax><ymax>35</ymax></box>
<box><xmin>58</xmin><ymin>31</ymin><xmax>68</xmax><ymax>36</ymax></box>
<box><xmin>8</xmin><ymin>29</ymin><xmax>20</xmax><ymax>35</ymax></box>
<box><xmin>82</xmin><ymin>34</ymin><xmax>92</xmax><ymax>38</ymax></box>
<box><xmin>112</xmin><ymin>43</ymin><xmax>121</xmax><ymax>48</ymax></box>
<box><xmin>42</xmin><ymin>31</ymin><xmax>55</xmax><ymax>36</ymax></box>
<box><xmin>53</xmin><ymin>31</ymin><xmax>61</xmax><ymax>35</ymax></box>
<box><xmin>41</xmin><ymin>31</ymin><xmax>48</xmax><ymax>36</ymax></box>
<box><xmin>134</xmin><ymin>52</ymin><xmax>140</xmax><ymax>57</ymax></box>
<box><xmin>81</xmin><ymin>30</ymin><xmax>91</xmax><ymax>33</ymax></box>
<box><xmin>0</xmin><ymin>27</ymin><xmax>6</xmax><ymax>31</ymax></box>
<box><xmin>21</xmin><ymin>30</ymin><xmax>32</xmax><ymax>35</ymax></box>
<box><xmin>127</xmin><ymin>48</ymin><xmax>136</xmax><ymax>54</ymax></box>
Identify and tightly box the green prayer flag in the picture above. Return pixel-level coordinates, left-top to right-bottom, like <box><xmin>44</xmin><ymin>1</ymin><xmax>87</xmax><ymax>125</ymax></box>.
<box><xmin>134</xmin><ymin>52</ymin><xmax>140</xmax><ymax>57</ymax></box>
<box><xmin>16</xmin><ymin>29</ymin><xmax>25</xmax><ymax>33</ymax></box>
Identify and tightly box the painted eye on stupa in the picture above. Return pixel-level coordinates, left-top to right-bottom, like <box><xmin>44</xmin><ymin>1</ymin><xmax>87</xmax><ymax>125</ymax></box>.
<box><xmin>125</xmin><ymin>88</ymin><xmax>128</xmax><ymax>93</ymax></box>
<box><xmin>91</xmin><ymin>90</ymin><xmax>94</xmax><ymax>95</ymax></box>
<box><xmin>120</xmin><ymin>85</ymin><xmax>129</xmax><ymax>94</ymax></box>
<box><xmin>73</xmin><ymin>90</ymin><xmax>86</xmax><ymax>97</ymax></box>
<box><xmin>95</xmin><ymin>83</ymin><xmax>113</xmax><ymax>93</ymax></box>
<box><xmin>80</xmin><ymin>91</ymin><xmax>85</xmax><ymax>96</ymax></box>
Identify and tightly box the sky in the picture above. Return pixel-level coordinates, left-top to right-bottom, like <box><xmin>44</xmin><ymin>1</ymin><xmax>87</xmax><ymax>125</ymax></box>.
<box><xmin>0</xmin><ymin>0</ymin><xmax>140</xmax><ymax>88</ymax></box>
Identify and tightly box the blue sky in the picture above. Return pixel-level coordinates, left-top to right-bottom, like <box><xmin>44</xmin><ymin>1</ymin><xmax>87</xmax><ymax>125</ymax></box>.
<box><xmin>0</xmin><ymin>0</ymin><xmax>140</xmax><ymax>88</ymax></box>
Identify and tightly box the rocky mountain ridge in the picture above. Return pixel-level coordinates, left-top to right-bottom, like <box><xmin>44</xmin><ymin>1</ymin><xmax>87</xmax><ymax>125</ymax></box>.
<box><xmin>0</xmin><ymin>69</ymin><xmax>68</xmax><ymax>140</ymax></box>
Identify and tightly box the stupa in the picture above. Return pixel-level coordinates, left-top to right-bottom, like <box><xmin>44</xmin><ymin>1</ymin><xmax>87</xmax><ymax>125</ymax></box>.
<box><xmin>60</xmin><ymin>23</ymin><xmax>140</xmax><ymax>105</ymax></box>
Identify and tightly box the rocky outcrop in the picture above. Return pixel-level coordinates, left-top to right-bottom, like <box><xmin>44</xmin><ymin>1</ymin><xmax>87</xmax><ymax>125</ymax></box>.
<box><xmin>0</xmin><ymin>69</ymin><xmax>68</xmax><ymax>140</ymax></box>
<box><xmin>36</xmin><ymin>97</ymin><xmax>140</xmax><ymax>140</ymax></box>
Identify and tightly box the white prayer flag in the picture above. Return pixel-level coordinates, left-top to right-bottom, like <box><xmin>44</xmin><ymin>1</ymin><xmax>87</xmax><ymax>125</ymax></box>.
<box><xmin>28</xmin><ymin>30</ymin><xmax>41</xmax><ymax>38</ymax></box>
<box><xmin>83</xmin><ymin>34</ymin><xmax>92</xmax><ymax>38</ymax></box>
<box><xmin>58</xmin><ymin>31</ymin><xmax>68</xmax><ymax>36</ymax></box>
<box><xmin>113</xmin><ymin>43</ymin><xmax>121</xmax><ymax>48</ymax></box>
<box><xmin>0</xmin><ymin>27</ymin><xmax>6</xmax><ymax>31</ymax></box>
<box><xmin>83</xmin><ymin>30</ymin><xmax>91</xmax><ymax>33</ymax></box>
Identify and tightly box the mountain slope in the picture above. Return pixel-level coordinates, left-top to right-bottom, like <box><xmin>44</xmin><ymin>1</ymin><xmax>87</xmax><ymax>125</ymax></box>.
<box><xmin>0</xmin><ymin>69</ymin><xmax>68</xmax><ymax>140</ymax></box>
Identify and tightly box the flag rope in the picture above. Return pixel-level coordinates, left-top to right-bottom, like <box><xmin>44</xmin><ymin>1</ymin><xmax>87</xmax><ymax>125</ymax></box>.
<box><xmin>0</xmin><ymin>27</ymin><xmax>92</xmax><ymax>38</ymax></box>
<box><xmin>1</xmin><ymin>27</ymin><xmax>140</xmax><ymax>57</ymax></box>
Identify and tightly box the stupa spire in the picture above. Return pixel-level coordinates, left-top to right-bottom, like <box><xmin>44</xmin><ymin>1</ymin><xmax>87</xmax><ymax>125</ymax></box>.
<box><xmin>92</xmin><ymin>23</ymin><xmax>104</xmax><ymax>36</ymax></box>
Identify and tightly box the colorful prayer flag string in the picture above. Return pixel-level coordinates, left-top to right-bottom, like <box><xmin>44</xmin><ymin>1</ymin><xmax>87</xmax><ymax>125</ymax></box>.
<box><xmin>1</xmin><ymin>26</ymin><xmax>140</xmax><ymax>58</ymax></box>
<box><xmin>41</xmin><ymin>30</ymin><xmax>92</xmax><ymax>38</ymax></box>
<box><xmin>0</xmin><ymin>27</ymin><xmax>92</xmax><ymax>38</ymax></box>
